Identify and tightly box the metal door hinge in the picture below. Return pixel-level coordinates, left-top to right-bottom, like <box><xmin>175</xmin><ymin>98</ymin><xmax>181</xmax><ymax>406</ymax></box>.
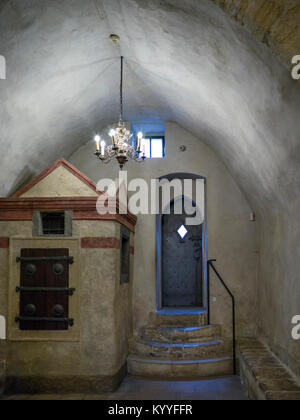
<box><xmin>16</xmin><ymin>256</ymin><xmax>74</xmax><ymax>264</ymax></box>
<box><xmin>16</xmin><ymin>287</ymin><xmax>76</xmax><ymax>296</ymax></box>
<box><xmin>15</xmin><ymin>316</ymin><xmax>74</xmax><ymax>327</ymax></box>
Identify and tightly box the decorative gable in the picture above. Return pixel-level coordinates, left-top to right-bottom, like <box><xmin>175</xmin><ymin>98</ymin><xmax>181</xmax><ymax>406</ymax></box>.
<box><xmin>0</xmin><ymin>159</ymin><xmax>137</xmax><ymax>232</ymax></box>
<box><xmin>13</xmin><ymin>159</ymin><xmax>99</xmax><ymax>198</ymax></box>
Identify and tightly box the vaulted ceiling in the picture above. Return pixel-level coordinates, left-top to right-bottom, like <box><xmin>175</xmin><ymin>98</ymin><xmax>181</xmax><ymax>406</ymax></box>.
<box><xmin>0</xmin><ymin>0</ymin><xmax>299</xmax><ymax>213</ymax></box>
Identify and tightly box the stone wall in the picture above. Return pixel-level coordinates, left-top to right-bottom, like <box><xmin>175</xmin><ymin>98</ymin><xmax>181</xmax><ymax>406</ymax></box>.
<box><xmin>212</xmin><ymin>0</ymin><xmax>300</xmax><ymax>67</ymax></box>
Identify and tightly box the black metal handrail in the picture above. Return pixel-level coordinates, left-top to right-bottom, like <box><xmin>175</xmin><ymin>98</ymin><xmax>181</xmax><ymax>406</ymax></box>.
<box><xmin>207</xmin><ymin>259</ymin><xmax>236</xmax><ymax>375</ymax></box>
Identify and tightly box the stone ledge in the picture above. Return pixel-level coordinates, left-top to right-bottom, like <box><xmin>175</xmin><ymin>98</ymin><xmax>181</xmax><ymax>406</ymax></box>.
<box><xmin>239</xmin><ymin>339</ymin><xmax>300</xmax><ymax>400</ymax></box>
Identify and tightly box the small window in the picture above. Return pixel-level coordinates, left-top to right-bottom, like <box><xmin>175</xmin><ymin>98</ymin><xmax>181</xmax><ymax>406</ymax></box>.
<box><xmin>42</xmin><ymin>212</ymin><xmax>65</xmax><ymax>235</ymax></box>
<box><xmin>33</xmin><ymin>211</ymin><xmax>73</xmax><ymax>237</ymax></box>
<box><xmin>141</xmin><ymin>137</ymin><xmax>165</xmax><ymax>159</ymax></box>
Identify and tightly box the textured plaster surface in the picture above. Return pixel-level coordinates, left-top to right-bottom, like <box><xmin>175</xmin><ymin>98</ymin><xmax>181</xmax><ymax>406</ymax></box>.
<box><xmin>20</xmin><ymin>166</ymin><xmax>99</xmax><ymax>197</ymax></box>
<box><xmin>0</xmin><ymin>0</ymin><xmax>299</xmax><ymax>380</ymax></box>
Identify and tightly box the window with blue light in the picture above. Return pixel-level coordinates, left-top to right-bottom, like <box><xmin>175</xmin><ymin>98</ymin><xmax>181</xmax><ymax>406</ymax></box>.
<box><xmin>141</xmin><ymin>136</ymin><xmax>165</xmax><ymax>159</ymax></box>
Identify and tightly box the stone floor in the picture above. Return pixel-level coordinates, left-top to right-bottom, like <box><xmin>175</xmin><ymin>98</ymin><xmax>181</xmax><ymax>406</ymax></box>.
<box><xmin>2</xmin><ymin>375</ymin><xmax>247</xmax><ymax>400</ymax></box>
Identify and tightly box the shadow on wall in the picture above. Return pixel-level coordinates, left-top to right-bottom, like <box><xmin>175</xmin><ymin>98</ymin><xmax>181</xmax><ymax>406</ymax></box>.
<box><xmin>6</xmin><ymin>166</ymin><xmax>36</xmax><ymax>197</ymax></box>
<box><xmin>0</xmin><ymin>315</ymin><xmax>5</xmax><ymax>395</ymax></box>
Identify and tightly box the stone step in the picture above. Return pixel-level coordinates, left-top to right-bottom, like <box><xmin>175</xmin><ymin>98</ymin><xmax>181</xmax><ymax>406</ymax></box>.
<box><xmin>141</xmin><ymin>324</ymin><xmax>221</xmax><ymax>343</ymax></box>
<box><xmin>148</xmin><ymin>311</ymin><xmax>207</xmax><ymax>328</ymax></box>
<box><xmin>130</xmin><ymin>338</ymin><xmax>224</xmax><ymax>360</ymax></box>
<box><xmin>127</xmin><ymin>354</ymin><xmax>233</xmax><ymax>379</ymax></box>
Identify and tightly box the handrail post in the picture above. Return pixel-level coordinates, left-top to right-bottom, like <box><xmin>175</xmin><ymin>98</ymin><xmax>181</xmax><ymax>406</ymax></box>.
<box><xmin>208</xmin><ymin>259</ymin><xmax>237</xmax><ymax>375</ymax></box>
<box><xmin>207</xmin><ymin>260</ymin><xmax>210</xmax><ymax>326</ymax></box>
<box><xmin>207</xmin><ymin>258</ymin><xmax>216</xmax><ymax>327</ymax></box>
<box><xmin>232</xmin><ymin>297</ymin><xmax>236</xmax><ymax>375</ymax></box>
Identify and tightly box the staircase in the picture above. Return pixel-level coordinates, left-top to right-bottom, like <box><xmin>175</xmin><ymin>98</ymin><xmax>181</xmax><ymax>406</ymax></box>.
<box><xmin>127</xmin><ymin>311</ymin><xmax>233</xmax><ymax>379</ymax></box>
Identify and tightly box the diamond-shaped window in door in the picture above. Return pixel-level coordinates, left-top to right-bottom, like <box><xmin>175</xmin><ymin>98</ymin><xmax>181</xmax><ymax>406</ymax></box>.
<box><xmin>177</xmin><ymin>225</ymin><xmax>188</xmax><ymax>240</ymax></box>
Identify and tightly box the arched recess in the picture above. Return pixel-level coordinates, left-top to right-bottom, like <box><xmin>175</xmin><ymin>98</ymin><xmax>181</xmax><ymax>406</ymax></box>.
<box><xmin>156</xmin><ymin>173</ymin><xmax>207</xmax><ymax>313</ymax></box>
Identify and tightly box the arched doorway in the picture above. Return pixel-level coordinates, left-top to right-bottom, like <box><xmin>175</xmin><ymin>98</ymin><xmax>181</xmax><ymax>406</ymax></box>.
<box><xmin>156</xmin><ymin>173</ymin><xmax>207</xmax><ymax>310</ymax></box>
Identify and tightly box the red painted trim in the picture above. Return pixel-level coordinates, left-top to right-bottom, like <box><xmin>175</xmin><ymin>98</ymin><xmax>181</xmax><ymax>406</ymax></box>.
<box><xmin>130</xmin><ymin>246</ymin><xmax>134</xmax><ymax>255</ymax></box>
<box><xmin>0</xmin><ymin>211</ymin><xmax>32</xmax><ymax>221</ymax></box>
<box><xmin>0</xmin><ymin>238</ymin><xmax>9</xmax><ymax>248</ymax></box>
<box><xmin>11</xmin><ymin>159</ymin><xmax>103</xmax><ymax>198</ymax></box>
<box><xmin>81</xmin><ymin>237</ymin><xmax>120</xmax><ymax>249</ymax></box>
<box><xmin>0</xmin><ymin>197</ymin><xmax>137</xmax><ymax>232</ymax></box>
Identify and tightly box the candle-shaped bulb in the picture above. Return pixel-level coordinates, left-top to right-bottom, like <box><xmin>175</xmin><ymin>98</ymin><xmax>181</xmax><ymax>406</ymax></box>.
<box><xmin>109</xmin><ymin>129</ymin><xmax>117</xmax><ymax>146</ymax></box>
<box><xmin>94</xmin><ymin>135</ymin><xmax>100</xmax><ymax>151</ymax></box>
<box><xmin>101</xmin><ymin>140</ymin><xmax>106</xmax><ymax>156</ymax></box>
<box><xmin>137</xmin><ymin>132</ymin><xmax>143</xmax><ymax>150</ymax></box>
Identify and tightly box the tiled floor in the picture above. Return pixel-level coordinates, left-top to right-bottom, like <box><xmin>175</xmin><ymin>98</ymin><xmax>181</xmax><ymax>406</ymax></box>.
<box><xmin>3</xmin><ymin>375</ymin><xmax>247</xmax><ymax>400</ymax></box>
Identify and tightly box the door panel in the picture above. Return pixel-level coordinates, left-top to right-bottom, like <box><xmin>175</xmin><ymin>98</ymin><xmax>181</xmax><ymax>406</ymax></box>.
<box><xmin>162</xmin><ymin>200</ymin><xmax>202</xmax><ymax>307</ymax></box>
<box><xmin>20</xmin><ymin>248</ymin><xmax>69</xmax><ymax>330</ymax></box>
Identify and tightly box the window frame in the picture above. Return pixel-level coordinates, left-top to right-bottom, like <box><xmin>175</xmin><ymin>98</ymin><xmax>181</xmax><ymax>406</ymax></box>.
<box><xmin>32</xmin><ymin>211</ymin><xmax>73</xmax><ymax>237</ymax></box>
<box><xmin>142</xmin><ymin>136</ymin><xmax>165</xmax><ymax>159</ymax></box>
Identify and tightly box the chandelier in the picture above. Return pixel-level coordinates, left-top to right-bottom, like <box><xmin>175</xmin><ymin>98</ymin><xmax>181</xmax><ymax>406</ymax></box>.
<box><xmin>94</xmin><ymin>56</ymin><xmax>146</xmax><ymax>170</ymax></box>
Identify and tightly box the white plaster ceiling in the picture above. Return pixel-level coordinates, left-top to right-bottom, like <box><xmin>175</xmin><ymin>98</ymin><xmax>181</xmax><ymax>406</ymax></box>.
<box><xmin>0</xmin><ymin>0</ymin><xmax>299</xmax><ymax>212</ymax></box>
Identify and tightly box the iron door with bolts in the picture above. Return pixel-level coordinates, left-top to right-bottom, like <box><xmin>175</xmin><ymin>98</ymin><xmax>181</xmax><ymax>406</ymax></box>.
<box><xmin>19</xmin><ymin>248</ymin><xmax>70</xmax><ymax>330</ymax></box>
<box><xmin>162</xmin><ymin>201</ymin><xmax>203</xmax><ymax>307</ymax></box>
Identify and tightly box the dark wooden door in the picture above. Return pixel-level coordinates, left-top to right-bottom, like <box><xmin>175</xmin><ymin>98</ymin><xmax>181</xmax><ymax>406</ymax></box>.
<box><xmin>162</xmin><ymin>201</ymin><xmax>202</xmax><ymax>307</ymax></box>
<box><xmin>19</xmin><ymin>248</ymin><xmax>70</xmax><ymax>330</ymax></box>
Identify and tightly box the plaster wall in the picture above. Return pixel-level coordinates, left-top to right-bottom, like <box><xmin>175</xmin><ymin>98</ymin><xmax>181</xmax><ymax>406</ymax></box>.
<box><xmin>20</xmin><ymin>166</ymin><xmax>99</xmax><ymax>198</ymax></box>
<box><xmin>70</xmin><ymin>121</ymin><xmax>258</xmax><ymax>341</ymax></box>
<box><xmin>257</xmin><ymin>204</ymin><xmax>300</xmax><ymax>381</ymax></box>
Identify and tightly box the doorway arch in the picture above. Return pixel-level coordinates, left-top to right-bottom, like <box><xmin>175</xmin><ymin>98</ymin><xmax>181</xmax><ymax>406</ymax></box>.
<box><xmin>156</xmin><ymin>173</ymin><xmax>207</xmax><ymax>311</ymax></box>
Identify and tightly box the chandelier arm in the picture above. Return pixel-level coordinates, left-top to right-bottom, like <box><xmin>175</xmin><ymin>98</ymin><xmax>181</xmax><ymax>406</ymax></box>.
<box><xmin>133</xmin><ymin>155</ymin><xmax>146</xmax><ymax>163</ymax></box>
<box><xmin>98</xmin><ymin>156</ymin><xmax>112</xmax><ymax>164</ymax></box>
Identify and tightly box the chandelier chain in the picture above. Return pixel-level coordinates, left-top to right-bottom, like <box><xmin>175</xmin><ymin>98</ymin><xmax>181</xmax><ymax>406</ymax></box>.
<box><xmin>120</xmin><ymin>56</ymin><xmax>124</xmax><ymax>121</ymax></box>
<box><xmin>94</xmin><ymin>55</ymin><xmax>146</xmax><ymax>169</ymax></box>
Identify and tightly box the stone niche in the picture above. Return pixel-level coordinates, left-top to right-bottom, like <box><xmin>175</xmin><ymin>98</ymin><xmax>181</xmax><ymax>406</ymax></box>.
<box><xmin>0</xmin><ymin>159</ymin><xmax>136</xmax><ymax>394</ymax></box>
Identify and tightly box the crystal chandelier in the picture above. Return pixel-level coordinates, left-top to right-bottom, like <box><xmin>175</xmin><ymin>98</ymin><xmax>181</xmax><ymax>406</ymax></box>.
<box><xmin>94</xmin><ymin>56</ymin><xmax>146</xmax><ymax>170</ymax></box>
